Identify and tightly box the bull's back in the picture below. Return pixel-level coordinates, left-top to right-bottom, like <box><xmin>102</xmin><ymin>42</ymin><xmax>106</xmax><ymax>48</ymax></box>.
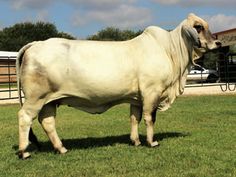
<box><xmin>22</xmin><ymin>38</ymin><xmax>140</xmax><ymax>104</ymax></box>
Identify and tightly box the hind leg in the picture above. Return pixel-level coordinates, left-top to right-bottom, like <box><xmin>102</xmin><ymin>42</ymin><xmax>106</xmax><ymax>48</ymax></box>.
<box><xmin>38</xmin><ymin>103</ymin><xmax>67</xmax><ymax>154</ymax></box>
<box><xmin>18</xmin><ymin>100</ymin><xmax>44</xmax><ymax>159</ymax></box>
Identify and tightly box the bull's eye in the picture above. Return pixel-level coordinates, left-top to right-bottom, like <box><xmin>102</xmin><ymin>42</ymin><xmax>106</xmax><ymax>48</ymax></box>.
<box><xmin>194</xmin><ymin>24</ymin><xmax>204</xmax><ymax>33</ymax></box>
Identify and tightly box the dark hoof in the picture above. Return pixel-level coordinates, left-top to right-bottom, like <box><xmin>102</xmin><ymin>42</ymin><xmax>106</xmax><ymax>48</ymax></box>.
<box><xmin>131</xmin><ymin>140</ymin><xmax>141</xmax><ymax>146</ymax></box>
<box><xmin>18</xmin><ymin>151</ymin><xmax>31</xmax><ymax>160</ymax></box>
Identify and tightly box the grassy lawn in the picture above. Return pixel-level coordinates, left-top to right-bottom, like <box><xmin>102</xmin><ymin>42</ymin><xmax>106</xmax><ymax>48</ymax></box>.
<box><xmin>0</xmin><ymin>83</ymin><xmax>17</xmax><ymax>89</ymax></box>
<box><xmin>0</xmin><ymin>95</ymin><xmax>235</xmax><ymax>177</ymax></box>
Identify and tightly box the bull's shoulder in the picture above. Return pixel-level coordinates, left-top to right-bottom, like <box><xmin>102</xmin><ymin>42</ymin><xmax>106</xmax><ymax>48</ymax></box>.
<box><xmin>144</xmin><ymin>26</ymin><xmax>169</xmax><ymax>36</ymax></box>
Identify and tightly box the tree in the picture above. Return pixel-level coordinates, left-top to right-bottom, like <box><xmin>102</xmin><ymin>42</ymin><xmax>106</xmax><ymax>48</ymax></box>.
<box><xmin>87</xmin><ymin>27</ymin><xmax>142</xmax><ymax>41</ymax></box>
<box><xmin>0</xmin><ymin>22</ymin><xmax>75</xmax><ymax>51</ymax></box>
<box><xmin>202</xmin><ymin>51</ymin><xmax>219</xmax><ymax>69</ymax></box>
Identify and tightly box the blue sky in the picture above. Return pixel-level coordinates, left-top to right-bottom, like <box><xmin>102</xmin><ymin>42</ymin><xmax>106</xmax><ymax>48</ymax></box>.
<box><xmin>0</xmin><ymin>0</ymin><xmax>236</xmax><ymax>39</ymax></box>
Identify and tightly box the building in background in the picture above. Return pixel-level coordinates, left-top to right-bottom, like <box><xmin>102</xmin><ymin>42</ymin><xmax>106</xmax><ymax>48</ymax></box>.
<box><xmin>0</xmin><ymin>51</ymin><xmax>18</xmax><ymax>83</ymax></box>
<box><xmin>214</xmin><ymin>28</ymin><xmax>236</xmax><ymax>48</ymax></box>
<box><xmin>214</xmin><ymin>28</ymin><xmax>236</xmax><ymax>82</ymax></box>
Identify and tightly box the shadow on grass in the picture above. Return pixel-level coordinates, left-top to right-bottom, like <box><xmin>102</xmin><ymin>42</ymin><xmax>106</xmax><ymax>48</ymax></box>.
<box><xmin>66</xmin><ymin>132</ymin><xmax>189</xmax><ymax>149</ymax></box>
<box><xmin>13</xmin><ymin>132</ymin><xmax>189</xmax><ymax>153</ymax></box>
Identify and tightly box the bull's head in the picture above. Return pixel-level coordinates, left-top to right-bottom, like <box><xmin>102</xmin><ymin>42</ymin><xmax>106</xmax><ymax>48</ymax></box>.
<box><xmin>182</xmin><ymin>13</ymin><xmax>221</xmax><ymax>64</ymax></box>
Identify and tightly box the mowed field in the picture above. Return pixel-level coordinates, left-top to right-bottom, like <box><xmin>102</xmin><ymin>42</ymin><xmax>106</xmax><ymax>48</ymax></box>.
<box><xmin>0</xmin><ymin>95</ymin><xmax>235</xmax><ymax>177</ymax></box>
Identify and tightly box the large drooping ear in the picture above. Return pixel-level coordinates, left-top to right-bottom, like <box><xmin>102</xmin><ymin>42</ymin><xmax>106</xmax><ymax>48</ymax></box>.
<box><xmin>182</xmin><ymin>25</ymin><xmax>201</xmax><ymax>48</ymax></box>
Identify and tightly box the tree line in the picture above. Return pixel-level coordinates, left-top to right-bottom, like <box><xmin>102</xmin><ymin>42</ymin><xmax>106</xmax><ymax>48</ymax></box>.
<box><xmin>0</xmin><ymin>22</ymin><xmax>75</xmax><ymax>51</ymax></box>
<box><xmin>0</xmin><ymin>22</ymin><xmax>142</xmax><ymax>51</ymax></box>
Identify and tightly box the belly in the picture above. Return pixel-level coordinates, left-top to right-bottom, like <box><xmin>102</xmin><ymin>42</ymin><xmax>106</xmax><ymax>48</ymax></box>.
<box><xmin>57</xmin><ymin>96</ymin><xmax>141</xmax><ymax>114</ymax></box>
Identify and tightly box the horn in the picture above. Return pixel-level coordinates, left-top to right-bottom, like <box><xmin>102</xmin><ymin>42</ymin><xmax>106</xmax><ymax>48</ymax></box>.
<box><xmin>182</xmin><ymin>25</ymin><xmax>201</xmax><ymax>48</ymax></box>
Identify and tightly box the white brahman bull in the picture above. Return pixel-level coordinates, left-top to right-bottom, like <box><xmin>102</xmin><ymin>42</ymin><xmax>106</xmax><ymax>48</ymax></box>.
<box><xmin>17</xmin><ymin>13</ymin><xmax>221</xmax><ymax>159</ymax></box>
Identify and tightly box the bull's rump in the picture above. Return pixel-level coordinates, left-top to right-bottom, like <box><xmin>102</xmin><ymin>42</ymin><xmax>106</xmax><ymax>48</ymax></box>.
<box><xmin>21</xmin><ymin>38</ymin><xmax>141</xmax><ymax>106</ymax></box>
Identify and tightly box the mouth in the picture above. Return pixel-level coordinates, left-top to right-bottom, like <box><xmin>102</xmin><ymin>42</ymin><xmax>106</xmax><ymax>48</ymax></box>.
<box><xmin>206</xmin><ymin>41</ymin><xmax>222</xmax><ymax>51</ymax></box>
<box><xmin>195</xmin><ymin>40</ymin><xmax>221</xmax><ymax>52</ymax></box>
<box><xmin>194</xmin><ymin>46</ymin><xmax>207</xmax><ymax>53</ymax></box>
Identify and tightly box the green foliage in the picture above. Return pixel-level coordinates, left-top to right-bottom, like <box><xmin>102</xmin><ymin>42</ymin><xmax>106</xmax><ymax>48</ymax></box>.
<box><xmin>229</xmin><ymin>44</ymin><xmax>236</xmax><ymax>53</ymax></box>
<box><xmin>57</xmin><ymin>32</ymin><xmax>75</xmax><ymax>40</ymax></box>
<box><xmin>87</xmin><ymin>27</ymin><xmax>143</xmax><ymax>41</ymax></box>
<box><xmin>0</xmin><ymin>95</ymin><xmax>236</xmax><ymax>176</ymax></box>
<box><xmin>0</xmin><ymin>22</ymin><xmax>75</xmax><ymax>51</ymax></box>
<box><xmin>202</xmin><ymin>51</ymin><xmax>219</xmax><ymax>69</ymax></box>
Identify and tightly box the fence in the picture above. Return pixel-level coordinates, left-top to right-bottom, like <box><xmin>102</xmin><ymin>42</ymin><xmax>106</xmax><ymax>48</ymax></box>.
<box><xmin>219</xmin><ymin>53</ymin><xmax>236</xmax><ymax>91</ymax></box>
<box><xmin>185</xmin><ymin>52</ymin><xmax>236</xmax><ymax>92</ymax></box>
<box><xmin>0</xmin><ymin>53</ymin><xmax>235</xmax><ymax>103</ymax></box>
<box><xmin>0</xmin><ymin>56</ymin><xmax>18</xmax><ymax>101</ymax></box>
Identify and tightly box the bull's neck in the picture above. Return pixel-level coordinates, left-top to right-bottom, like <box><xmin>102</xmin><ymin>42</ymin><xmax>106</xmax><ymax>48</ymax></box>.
<box><xmin>169</xmin><ymin>25</ymin><xmax>192</xmax><ymax>76</ymax></box>
<box><xmin>169</xmin><ymin>23</ymin><xmax>193</xmax><ymax>95</ymax></box>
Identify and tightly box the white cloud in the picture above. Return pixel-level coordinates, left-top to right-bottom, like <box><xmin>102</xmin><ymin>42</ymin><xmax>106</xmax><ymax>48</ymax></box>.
<box><xmin>4</xmin><ymin>0</ymin><xmax>136</xmax><ymax>10</ymax></box>
<box><xmin>152</xmin><ymin>0</ymin><xmax>236</xmax><ymax>8</ymax></box>
<box><xmin>72</xmin><ymin>4</ymin><xmax>152</xmax><ymax>29</ymax></box>
<box><xmin>202</xmin><ymin>14</ymin><xmax>236</xmax><ymax>33</ymax></box>
<box><xmin>6</xmin><ymin>0</ymin><xmax>53</xmax><ymax>10</ymax></box>
<box><xmin>68</xmin><ymin>0</ymin><xmax>136</xmax><ymax>10</ymax></box>
<box><xmin>151</xmin><ymin>0</ymin><xmax>180</xmax><ymax>5</ymax></box>
<box><xmin>4</xmin><ymin>0</ymin><xmax>152</xmax><ymax>29</ymax></box>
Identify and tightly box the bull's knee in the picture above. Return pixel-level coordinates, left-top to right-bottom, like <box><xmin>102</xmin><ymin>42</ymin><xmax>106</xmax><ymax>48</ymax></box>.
<box><xmin>41</xmin><ymin>117</ymin><xmax>55</xmax><ymax>133</ymax></box>
<box><xmin>143</xmin><ymin>114</ymin><xmax>153</xmax><ymax>127</ymax></box>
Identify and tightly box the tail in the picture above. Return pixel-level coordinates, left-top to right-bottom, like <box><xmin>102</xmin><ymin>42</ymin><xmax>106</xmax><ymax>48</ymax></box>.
<box><xmin>16</xmin><ymin>42</ymin><xmax>41</xmax><ymax>150</ymax></box>
<box><xmin>16</xmin><ymin>42</ymin><xmax>37</xmax><ymax>106</ymax></box>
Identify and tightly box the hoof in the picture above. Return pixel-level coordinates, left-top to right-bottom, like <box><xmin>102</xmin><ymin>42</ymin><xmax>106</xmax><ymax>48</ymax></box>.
<box><xmin>59</xmin><ymin>147</ymin><xmax>68</xmax><ymax>154</ymax></box>
<box><xmin>55</xmin><ymin>147</ymin><xmax>68</xmax><ymax>154</ymax></box>
<box><xmin>134</xmin><ymin>141</ymin><xmax>141</xmax><ymax>146</ymax></box>
<box><xmin>18</xmin><ymin>151</ymin><xmax>31</xmax><ymax>160</ymax></box>
<box><xmin>149</xmin><ymin>141</ymin><xmax>159</xmax><ymax>147</ymax></box>
<box><xmin>131</xmin><ymin>139</ymin><xmax>141</xmax><ymax>146</ymax></box>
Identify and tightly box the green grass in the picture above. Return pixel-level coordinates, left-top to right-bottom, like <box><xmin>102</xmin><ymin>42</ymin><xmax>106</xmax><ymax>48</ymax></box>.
<box><xmin>0</xmin><ymin>83</ymin><xmax>17</xmax><ymax>89</ymax></box>
<box><xmin>0</xmin><ymin>95</ymin><xmax>235</xmax><ymax>177</ymax></box>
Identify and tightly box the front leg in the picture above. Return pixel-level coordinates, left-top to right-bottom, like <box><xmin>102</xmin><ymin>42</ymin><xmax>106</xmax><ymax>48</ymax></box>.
<box><xmin>143</xmin><ymin>109</ymin><xmax>159</xmax><ymax>147</ymax></box>
<box><xmin>142</xmin><ymin>93</ymin><xmax>159</xmax><ymax>147</ymax></box>
<box><xmin>130</xmin><ymin>105</ymin><xmax>142</xmax><ymax>146</ymax></box>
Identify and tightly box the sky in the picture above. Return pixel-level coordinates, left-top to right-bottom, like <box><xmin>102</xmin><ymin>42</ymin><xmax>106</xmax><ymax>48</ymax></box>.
<box><xmin>0</xmin><ymin>0</ymin><xmax>236</xmax><ymax>39</ymax></box>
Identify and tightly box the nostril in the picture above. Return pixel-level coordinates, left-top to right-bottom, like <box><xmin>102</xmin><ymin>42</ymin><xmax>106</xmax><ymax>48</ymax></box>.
<box><xmin>215</xmin><ymin>41</ymin><xmax>222</xmax><ymax>47</ymax></box>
